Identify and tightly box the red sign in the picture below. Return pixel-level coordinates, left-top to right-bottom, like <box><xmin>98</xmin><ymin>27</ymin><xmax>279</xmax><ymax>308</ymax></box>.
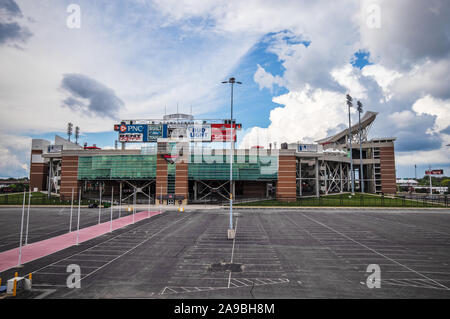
<box><xmin>425</xmin><ymin>169</ymin><xmax>444</xmax><ymax>175</ymax></box>
<box><xmin>211</xmin><ymin>124</ymin><xmax>237</xmax><ymax>142</ymax></box>
<box><xmin>119</xmin><ymin>133</ymin><xmax>143</xmax><ymax>142</ymax></box>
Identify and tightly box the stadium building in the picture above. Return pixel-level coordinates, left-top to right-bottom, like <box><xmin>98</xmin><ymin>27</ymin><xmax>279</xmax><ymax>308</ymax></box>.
<box><xmin>29</xmin><ymin>112</ymin><xmax>396</xmax><ymax>205</ymax></box>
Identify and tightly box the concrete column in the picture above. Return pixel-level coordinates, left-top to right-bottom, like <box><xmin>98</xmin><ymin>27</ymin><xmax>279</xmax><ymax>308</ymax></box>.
<box><xmin>47</xmin><ymin>158</ymin><xmax>53</xmax><ymax>198</ymax></box>
<box><xmin>315</xmin><ymin>157</ymin><xmax>319</xmax><ymax>198</ymax></box>
<box><xmin>232</xmin><ymin>181</ymin><xmax>236</xmax><ymax>199</ymax></box>
<box><xmin>299</xmin><ymin>158</ymin><xmax>302</xmax><ymax>197</ymax></box>
<box><xmin>194</xmin><ymin>180</ymin><xmax>197</xmax><ymax>201</ymax></box>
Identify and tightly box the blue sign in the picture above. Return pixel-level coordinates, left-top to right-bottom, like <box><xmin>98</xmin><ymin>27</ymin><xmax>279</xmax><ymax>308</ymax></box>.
<box><xmin>147</xmin><ymin>124</ymin><xmax>163</xmax><ymax>142</ymax></box>
<box><xmin>118</xmin><ymin>124</ymin><xmax>168</xmax><ymax>142</ymax></box>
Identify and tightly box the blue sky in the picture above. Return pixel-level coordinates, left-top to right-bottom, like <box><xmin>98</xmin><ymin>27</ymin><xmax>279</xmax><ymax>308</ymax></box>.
<box><xmin>0</xmin><ymin>0</ymin><xmax>449</xmax><ymax>179</ymax></box>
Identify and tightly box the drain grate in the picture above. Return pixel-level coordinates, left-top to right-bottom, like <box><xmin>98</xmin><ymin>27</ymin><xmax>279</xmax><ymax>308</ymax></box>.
<box><xmin>209</xmin><ymin>262</ymin><xmax>243</xmax><ymax>272</ymax></box>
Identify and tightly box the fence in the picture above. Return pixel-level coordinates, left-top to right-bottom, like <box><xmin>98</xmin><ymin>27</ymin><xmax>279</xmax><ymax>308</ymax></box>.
<box><xmin>232</xmin><ymin>194</ymin><xmax>448</xmax><ymax>208</ymax></box>
<box><xmin>0</xmin><ymin>194</ymin><xmax>97</xmax><ymax>206</ymax></box>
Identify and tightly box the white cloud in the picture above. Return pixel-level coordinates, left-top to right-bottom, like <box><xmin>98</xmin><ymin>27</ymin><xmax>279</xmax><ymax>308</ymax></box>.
<box><xmin>396</xmin><ymin>147</ymin><xmax>450</xmax><ymax>166</ymax></box>
<box><xmin>388</xmin><ymin>110</ymin><xmax>417</xmax><ymax>129</ymax></box>
<box><xmin>331</xmin><ymin>64</ymin><xmax>367</xmax><ymax>99</ymax></box>
<box><xmin>253</xmin><ymin>64</ymin><xmax>284</xmax><ymax>91</ymax></box>
<box><xmin>361</xmin><ymin>64</ymin><xmax>401</xmax><ymax>101</ymax></box>
<box><xmin>412</xmin><ymin>95</ymin><xmax>450</xmax><ymax>134</ymax></box>
<box><xmin>391</xmin><ymin>60</ymin><xmax>450</xmax><ymax>100</ymax></box>
<box><xmin>359</xmin><ymin>0</ymin><xmax>450</xmax><ymax>70</ymax></box>
<box><xmin>0</xmin><ymin>134</ymin><xmax>31</xmax><ymax>177</ymax></box>
<box><xmin>240</xmin><ymin>86</ymin><xmax>352</xmax><ymax>148</ymax></box>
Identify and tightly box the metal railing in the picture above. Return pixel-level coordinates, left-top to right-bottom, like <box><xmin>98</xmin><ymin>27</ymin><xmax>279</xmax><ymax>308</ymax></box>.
<box><xmin>230</xmin><ymin>194</ymin><xmax>448</xmax><ymax>208</ymax></box>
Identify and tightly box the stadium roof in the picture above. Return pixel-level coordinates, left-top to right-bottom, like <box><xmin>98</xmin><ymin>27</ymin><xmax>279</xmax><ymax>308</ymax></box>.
<box><xmin>316</xmin><ymin>111</ymin><xmax>378</xmax><ymax>145</ymax></box>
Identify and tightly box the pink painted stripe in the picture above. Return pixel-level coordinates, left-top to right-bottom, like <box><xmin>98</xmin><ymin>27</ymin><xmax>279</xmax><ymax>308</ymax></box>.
<box><xmin>0</xmin><ymin>211</ymin><xmax>161</xmax><ymax>273</ymax></box>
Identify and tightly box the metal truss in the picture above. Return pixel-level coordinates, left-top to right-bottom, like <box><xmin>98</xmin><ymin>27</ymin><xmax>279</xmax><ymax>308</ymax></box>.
<box><xmin>319</xmin><ymin>160</ymin><xmax>350</xmax><ymax>195</ymax></box>
<box><xmin>47</xmin><ymin>159</ymin><xmax>61</xmax><ymax>195</ymax></box>
<box><xmin>196</xmin><ymin>180</ymin><xmax>230</xmax><ymax>201</ymax></box>
<box><xmin>296</xmin><ymin>159</ymin><xmax>317</xmax><ymax>196</ymax></box>
<box><xmin>121</xmin><ymin>179</ymin><xmax>155</xmax><ymax>202</ymax></box>
<box><xmin>350</xmin><ymin>121</ymin><xmax>373</xmax><ymax>144</ymax></box>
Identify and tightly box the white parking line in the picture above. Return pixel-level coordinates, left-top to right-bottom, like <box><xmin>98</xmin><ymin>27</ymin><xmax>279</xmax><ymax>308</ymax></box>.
<box><xmin>227</xmin><ymin>217</ymin><xmax>239</xmax><ymax>289</ymax></box>
<box><xmin>63</xmin><ymin>215</ymin><xmax>189</xmax><ymax>296</ymax></box>
<box><xmin>298</xmin><ymin>213</ymin><xmax>450</xmax><ymax>291</ymax></box>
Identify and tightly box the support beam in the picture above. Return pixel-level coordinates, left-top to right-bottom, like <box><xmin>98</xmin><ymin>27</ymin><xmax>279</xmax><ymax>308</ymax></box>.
<box><xmin>315</xmin><ymin>157</ymin><xmax>319</xmax><ymax>198</ymax></box>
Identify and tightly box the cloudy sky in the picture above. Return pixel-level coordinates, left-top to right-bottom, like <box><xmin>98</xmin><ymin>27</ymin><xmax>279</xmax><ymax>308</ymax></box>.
<box><xmin>0</xmin><ymin>0</ymin><xmax>449</xmax><ymax>178</ymax></box>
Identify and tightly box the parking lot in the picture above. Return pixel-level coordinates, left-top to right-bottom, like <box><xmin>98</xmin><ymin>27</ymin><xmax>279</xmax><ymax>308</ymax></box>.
<box><xmin>1</xmin><ymin>207</ymin><xmax>450</xmax><ymax>298</ymax></box>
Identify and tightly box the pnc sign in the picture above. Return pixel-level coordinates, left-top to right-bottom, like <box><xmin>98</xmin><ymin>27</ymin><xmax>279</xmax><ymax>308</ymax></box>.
<box><xmin>425</xmin><ymin>169</ymin><xmax>444</xmax><ymax>175</ymax></box>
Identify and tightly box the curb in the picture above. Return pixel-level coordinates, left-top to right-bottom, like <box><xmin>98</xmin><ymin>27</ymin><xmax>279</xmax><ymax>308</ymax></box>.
<box><xmin>231</xmin><ymin>206</ymin><xmax>449</xmax><ymax>210</ymax></box>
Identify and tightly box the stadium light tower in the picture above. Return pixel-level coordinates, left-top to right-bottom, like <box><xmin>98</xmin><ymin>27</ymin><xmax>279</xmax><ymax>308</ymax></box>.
<box><xmin>346</xmin><ymin>94</ymin><xmax>355</xmax><ymax>195</ymax></box>
<box><xmin>357</xmin><ymin>101</ymin><xmax>364</xmax><ymax>193</ymax></box>
<box><xmin>67</xmin><ymin>122</ymin><xmax>73</xmax><ymax>142</ymax></box>
<box><xmin>75</xmin><ymin>126</ymin><xmax>80</xmax><ymax>145</ymax></box>
<box><xmin>222</xmin><ymin>77</ymin><xmax>242</xmax><ymax>239</ymax></box>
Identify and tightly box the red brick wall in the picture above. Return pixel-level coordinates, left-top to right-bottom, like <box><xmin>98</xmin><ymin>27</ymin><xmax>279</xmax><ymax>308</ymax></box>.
<box><xmin>60</xmin><ymin>156</ymin><xmax>80</xmax><ymax>199</ymax></box>
<box><xmin>379</xmin><ymin>146</ymin><xmax>396</xmax><ymax>194</ymax></box>
<box><xmin>277</xmin><ymin>155</ymin><xmax>297</xmax><ymax>201</ymax></box>
<box><xmin>175</xmin><ymin>162</ymin><xmax>188</xmax><ymax>199</ymax></box>
<box><xmin>29</xmin><ymin>150</ymin><xmax>48</xmax><ymax>191</ymax></box>
<box><xmin>156</xmin><ymin>155</ymin><xmax>168</xmax><ymax>197</ymax></box>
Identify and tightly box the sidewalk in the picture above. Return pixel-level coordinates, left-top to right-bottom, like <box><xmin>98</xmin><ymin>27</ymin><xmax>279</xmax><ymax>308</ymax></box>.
<box><xmin>0</xmin><ymin>210</ymin><xmax>161</xmax><ymax>273</ymax></box>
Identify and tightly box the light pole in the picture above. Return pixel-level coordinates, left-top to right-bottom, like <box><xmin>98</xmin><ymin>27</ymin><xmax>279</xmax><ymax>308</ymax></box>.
<box><xmin>357</xmin><ymin>101</ymin><xmax>364</xmax><ymax>193</ymax></box>
<box><xmin>346</xmin><ymin>94</ymin><xmax>355</xmax><ymax>195</ymax></box>
<box><xmin>222</xmin><ymin>77</ymin><xmax>242</xmax><ymax>239</ymax></box>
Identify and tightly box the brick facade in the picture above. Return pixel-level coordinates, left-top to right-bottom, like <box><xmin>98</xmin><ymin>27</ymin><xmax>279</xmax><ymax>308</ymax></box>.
<box><xmin>60</xmin><ymin>156</ymin><xmax>80</xmax><ymax>200</ymax></box>
<box><xmin>379</xmin><ymin>146</ymin><xmax>396</xmax><ymax>194</ymax></box>
<box><xmin>29</xmin><ymin>150</ymin><xmax>48</xmax><ymax>192</ymax></box>
<box><xmin>277</xmin><ymin>155</ymin><xmax>297</xmax><ymax>201</ymax></box>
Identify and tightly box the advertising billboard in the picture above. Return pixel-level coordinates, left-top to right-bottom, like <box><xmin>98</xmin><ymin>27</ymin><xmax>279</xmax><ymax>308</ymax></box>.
<box><xmin>147</xmin><ymin>124</ymin><xmax>164</xmax><ymax>142</ymax></box>
<box><xmin>114</xmin><ymin>122</ymin><xmax>238</xmax><ymax>142</ymax></box>
<box><xmin>425</xmin><ymin>169</ymin><xmax>444</xmax><ymax>175</ymax></box>
<box><xmin>187</xmin><ymin>125</ymin><xmax>211</xmax><ymax>141</ymax></box>
<box><xmin>119</xmin><ymin>133</ymin><xmax>144</xmax><ymax>142</ymax></box>
<box><xmin>298</xmin><ymin>144</ymin><xmax>318</xmax><ymax>152</ymax></box>
<box><xmin>211</xmin><ymin>124</ymin><xmax>236</xmax><ymax>142</ymax></box>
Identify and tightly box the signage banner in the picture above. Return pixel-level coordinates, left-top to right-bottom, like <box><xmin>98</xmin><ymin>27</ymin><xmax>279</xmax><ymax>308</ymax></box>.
<box><xmin>187</xmin><ymin>125</ymin><xmax>211</xmax><ymax>141</ymax></box>
<box><xmin>147</xmin><ymin>124</ymin><xmax>164</xmax><ymax>142</ymax></box>
<box><xmin>115</xmin><ymin>122</ymin><xmax>238</xmax><ymax>142</ymax></box>
<box><xmin>425</xmin><ymin>169</ymin><xmax>444</xmax><ymax>175</ymax></box>
<box><xmin>298</xmin><ymin>144</ymin><xmax>318</xmax><ymax>152</ymax></box>
<box><xmin>120</xmin><ymin>124</ymin><xmax>146</xmax><ymax>134</ymax></box>
<box><xmin>119</xmin><ymin>133</ymin><xmax>144</xmax><ymax>142</ymax></box>
<box><xmin>211</xmin><ymin>124</ymin><xmax>236</xmax><ymax>142</ymax></box>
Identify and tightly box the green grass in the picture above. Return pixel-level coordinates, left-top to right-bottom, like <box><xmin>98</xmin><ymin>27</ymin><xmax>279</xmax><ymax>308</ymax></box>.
<box><xmin>0</xmin><ymin>192</ymin><xmax>99</xmax><ymax>206</ymax></box>
<box><xmin>235</xmin><ymin>193</ymin><xmax>446</xmax><ymax>207</ymax></box>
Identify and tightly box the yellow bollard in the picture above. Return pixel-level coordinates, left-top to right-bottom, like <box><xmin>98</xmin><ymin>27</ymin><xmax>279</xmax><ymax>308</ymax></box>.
<box><xmin>12</xmin><ymin>278</ymin><xmax>17</xmax><ymax>297</ymax></box>
<box><xmin>29</xmin><ymin>273</ymin><xmax>32</xmax><ymax>281</ymax></box>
